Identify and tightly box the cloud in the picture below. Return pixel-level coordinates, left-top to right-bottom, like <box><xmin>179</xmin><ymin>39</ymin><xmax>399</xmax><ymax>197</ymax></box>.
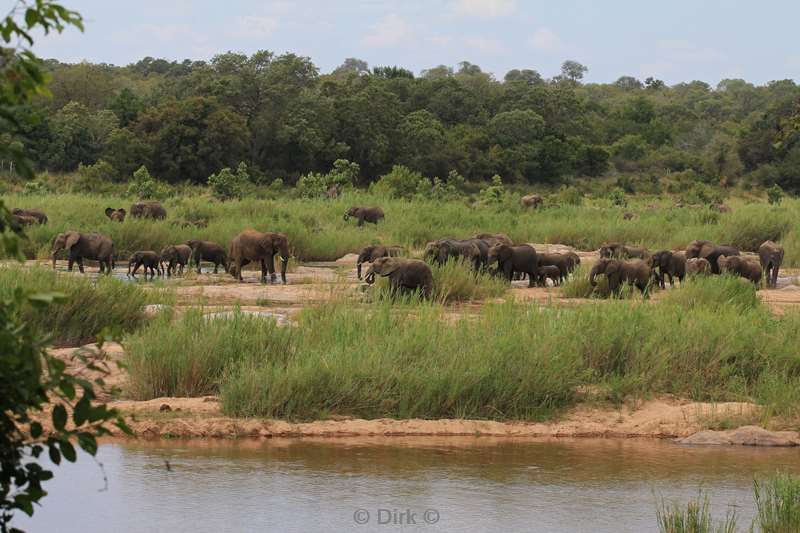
<box><xmin>529</xmin><ymin>28</ymin><xmax>561</xmax><ymax>52</ymax></box>
<box><xmin>451</xmin><ymin>0</ymin><xmax>516</xmax><ymax>18</ymax></box>
<box><xmin>362</xmin><ymin>13</ymin><xmax>412</xmax><ymax>46</ymax></box>
<box><xmin>463</xmin><ymin>36</ymin><xmax>506</xmax><ymax>55</ymax></box>
<box><xmin>234</xmin><ymin>15</ymin><xmax>279</xmax><ymax>39</ymax></box>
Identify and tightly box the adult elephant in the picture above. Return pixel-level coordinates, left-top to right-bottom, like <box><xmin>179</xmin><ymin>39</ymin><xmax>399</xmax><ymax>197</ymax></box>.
<box><xmin>487</xmin><ymin>244</ymin><xmax>538</xmax><ymax>287</ymax></box>
<box><xmin>650</xmin><ymin>250</ymin><xmax>686</xmax><ymax>288</ymax></box>
<box><xmin>685</xmin><ymin>240</ymin><xmax>740</xmax><ymax>274</ymax></box>
<box><xmin>589</xmin><ymin>258</ymin><xmax>651</xmax><ymax>297</ymax></box>
<box><xmin>758</xmin><ymin>240</ymin><xmax>784</xmax><ymax>288</ymax></box>
<box><xmin>11</xmin><ymin>214</ymin><xmax>38</xmax><ymax>228</ymax></box>
<box><xmin>11</xmin><ymin>208</ymin><xmax>47</xmax><ymax>224</ymax></box>
<box><xmin>424</xmin><ymin>239</ymin><xmax>482</xmax><ymax>270</ymax></box>
<box><xmin>599</xmin><ymin>242</ymin><xmax>623</xmax><ymax>258</ymax></box>
<box><xmin>364</xmin><ymin>257</ymin><xmax>433</xmax><ymax>298</ymax></box>
<box><xmin>127</xmin><ymin>251</ymin><xmax>162</xmax><ymax>279</ymax></box>
<box><xmin>186</xmin><ymin>239</ymin><xmax>228</xmax><ymax>274</ymax></box>
<box><xmin>537</xmin><ymin>253</ymin><xmax>570</xmax><ymax>283</ymax></box>
<box><xmin>51</xmin><ymin>231</ymin><xmax>114</xmax><ymax>274</ymax></box>
<box><xmin>718</xmin><ymin>256</ymin><xmax>762</xmax><ymax>285</ymax></box>
<box><xmin>344</xmin><ymin>206</ymin><xmax>384</xmax><ymax>227</ymax></box>
<box><xmin>228</xmin><ymin>229</ymin><xmax>290</xmax><ymax>283</ymax></box>
<box><xmin>105</xmin><ymin>207</ymin><xmax>126</xmax><ymax>222</ymax></box>
<box><xmin>356</xmin><ymin>245</ymin><xmax>404</xmax><ymax>280</ymax></box>
<box><xmin>472</xmin><ymin>233</ymin><xmax>513</xmax><ymax>247</ymax></box>
<box><xmin>520</xmin><ymin>194</ymin><xmax>543</xmax><ymax>209</ymax></box>
<box><xmin>160</xmin><ymin>244</ymin><xmax>192</xmax><ymax>276</ymax></box>
<box><xmin>130</xmin><ymin>201</ymin><xmax>167</xmax><ymax>220</ymax></box>
<box><xmin>563</xmin><ymin>251</ymin><xmax>581</xmax><ymax>273</ymax></box>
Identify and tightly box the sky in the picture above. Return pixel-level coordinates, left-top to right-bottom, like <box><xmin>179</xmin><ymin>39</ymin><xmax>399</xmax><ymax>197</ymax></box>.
<box><xmin>29</xmin><ymin>0</ymin><xmax>800</xmax><ymax>85</ymax></box>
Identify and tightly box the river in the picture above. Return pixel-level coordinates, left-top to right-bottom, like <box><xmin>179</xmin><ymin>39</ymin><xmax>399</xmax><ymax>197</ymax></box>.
<box><xmin>15</xmin><ymin>437</ymin><xmax>800</xmax><ymax>532</ymax></box>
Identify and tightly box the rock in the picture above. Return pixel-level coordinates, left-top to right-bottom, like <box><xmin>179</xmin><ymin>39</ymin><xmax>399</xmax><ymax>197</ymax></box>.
<box><xmin>159</xmin><ymin>403</ymin><xmax>172</xmax><ymax>412</ymax></box>
<box><xmin>678</xmin><ymin>426</ymin><xmax>799</xmax><ymax>447</ymax></box>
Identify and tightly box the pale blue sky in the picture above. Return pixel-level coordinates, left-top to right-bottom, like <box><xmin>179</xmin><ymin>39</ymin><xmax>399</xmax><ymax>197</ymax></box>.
<box><xmin>30</xmin><ymin>0</ymin><xmax>800</xmax><ymax>85</ymax></box>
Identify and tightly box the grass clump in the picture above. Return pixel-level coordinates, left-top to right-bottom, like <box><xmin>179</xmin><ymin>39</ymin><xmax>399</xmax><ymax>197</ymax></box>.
<box><xmin>0</xmin><ymin>266</ymin><xmax>153</xmax><ymax>345</ymax></box>
<box><xmin>655</xmin><ymin>492</ymin><xmax>737</xmax><ymax>533</ymax></box>
<box><xmin>661</xmin><ymin>275</ymin><xmax>760</xmax><ymax>312</ymax></box>
<box><xmin>754</xmin><ymin>473</ymin><xmax>800</xmax><ymax>532</ymax></box>
<box><xmin>125</xmin><ymin>309</ymin><xmax>290</xmax><ymax>399</ymax></box>
<box><xmin>431</xmin><ymin>260</ymin><xmax>507</xmax><ymax>303</ymax></box>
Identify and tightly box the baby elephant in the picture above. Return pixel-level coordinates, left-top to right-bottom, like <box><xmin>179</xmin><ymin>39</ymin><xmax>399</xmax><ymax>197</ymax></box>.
<box><xmin>160</xmin><ymin>244</ymin><xmax>192</xmax><ymax>276</ymax></box>
<box><xmin>686</xmin><ymin>257</ymin><xmax>711</xmax><ymax>276</ymax></box>
<box><xmin>127</xmin><ymin>251</ymin><xmax>162</xmax><ymax>279</ymax></box>
<box><xmin>718</xmin><ymin>256</ymin><xmax>762</xmax><ymax>286</ymax></box>
<box><xmin>536</xmin><ymin>265</ymin><xmax>561</xmax><ymax>287</ymax></box>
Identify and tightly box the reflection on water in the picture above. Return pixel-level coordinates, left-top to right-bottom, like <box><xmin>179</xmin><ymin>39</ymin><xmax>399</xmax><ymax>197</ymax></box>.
<box><xmin>15</xmin><ymin>437</ymin><xmax>800</xmax><ymax>533</ymax></box>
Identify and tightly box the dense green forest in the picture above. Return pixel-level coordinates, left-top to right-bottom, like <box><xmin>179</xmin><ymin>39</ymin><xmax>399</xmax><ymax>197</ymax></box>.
<box><xmin>5</xmin><ymin>52</ymin><xmax>800</xmax><ymax>192</ymax></box>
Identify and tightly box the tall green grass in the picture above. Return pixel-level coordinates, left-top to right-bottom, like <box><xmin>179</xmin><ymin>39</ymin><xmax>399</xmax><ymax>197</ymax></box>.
<box><xmin>0</xmin><ymin>266</ymin><xmax>158</xmax><ymax>345</ymax></box>
<box><xmin>123</xmin><ymin>277</ymin><xmax>800</xmax><ymax>421</ymax></box>
<box><xmin>7</xmin><ymin>193</ymin><xmax>800</xmax><ymax>264</ymax></box>
<box><xmin>655</xmin><ymin>492</ymin><xmax>737</xmax><ymax>533</ymax></box>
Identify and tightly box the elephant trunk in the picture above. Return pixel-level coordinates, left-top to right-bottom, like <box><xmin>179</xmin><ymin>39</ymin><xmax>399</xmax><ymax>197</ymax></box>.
<box><xmin>51</xmin><ymin>245</ymin><xmax>62</xmax><ymax>269</ymax></box>
<box><xmin>589</xmin><ymin>265</ymin><xmax>600</xmax><ymax>286</ymax></box>
<box><xmin>279</xmin><ymin>243</ymin><xmax>289</xmax><ymax>283</ymax></box>
<box><xmin>365</xmin><ymin>271</ymin><xmax>376</xmax><ymax>285</ymax></box>
<box><xmin>343</xmin><ymin>213</ymin><xmax>350</xmax><ymax>221</ymax></box>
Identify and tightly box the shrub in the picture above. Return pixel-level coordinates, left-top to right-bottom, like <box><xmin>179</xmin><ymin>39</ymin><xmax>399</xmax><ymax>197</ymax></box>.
<box><xmin>715</xmin><ymin>204</ymin><xmax>791</xmax><ymax>250</ymax></box>
<box><xmin>609</xmin><ymin>187</ymin><xmax>627</xmax><ymax>207</ymax></box>
<box><xmin>551</xmin><ymin>185</ymin><xmax>584</xmax><ymax>206</ymax></box>
<box><xmin>208</xmin><ymin>162</ymin><xmax>248</xmax><ymax>200</ymax></box>
<box><xmin>371</xmin><ymin>165</ymin><xmax>423</xmax><ymax>199</ymax></box>
<box><xmin>296</xmin><ymin>159</ymin><xmax>359</xmax><ymax>198</ymax></box>
<box><xmin>431</xmin><ymin>260</ymin><xmax>507</xmax><ymax>303</ymax></box>
<box><xmin>479</xmin><ymin>174</ymin><xmax>505</xmax><ymax>204</ymax></box>
<box><xmin>127</xmin><ymin>165</ymin><xmax>157</xmax><ymax>199</ymax></box>
<box><xmin>767</xmin><ymin>184</ymin><xmax>784</xmax><ymax>205</ymax></box>
<box><xmin>21</xmin><ymin>180</ymin><xmax>47</xmax><ymax>196</ymax></box>
<box><xmin>754</xmin><ymin>472</ymin><xmax>800</xmax><ymax>532</ymax></box>
<box><xmin>655</xmin><ymin>492</ymin><xmax>737</xmax><ymax>533</ymax></box>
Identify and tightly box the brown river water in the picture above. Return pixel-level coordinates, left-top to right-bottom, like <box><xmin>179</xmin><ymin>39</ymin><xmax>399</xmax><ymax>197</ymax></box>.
<box><xmin>14</xmin><ymin>437</ymin><xmax>800</xmax><ymax>532</ymax></box>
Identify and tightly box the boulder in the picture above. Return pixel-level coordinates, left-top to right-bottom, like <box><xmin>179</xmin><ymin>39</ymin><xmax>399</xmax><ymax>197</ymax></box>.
<box><xmin>678</xmin><ymin>425</ymin><xmax>799</xmax><ymax>447</ymax></box>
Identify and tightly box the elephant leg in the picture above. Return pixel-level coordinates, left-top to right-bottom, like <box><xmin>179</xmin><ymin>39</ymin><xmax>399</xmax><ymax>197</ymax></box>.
<box><xmin>357</xmin><ymin>262</ymin><xmax>363</xmax><ymax>280</ymax></box>
<box><xmin>357</xmin><ymin>217</ymin><xmax>364</xmax><ymax>227</ymax></box>
<box><xmin>260</xmin><ymin>258</ymin><xmax>268</xmax><ymax>284</ymax></box>
<box><xmin>77</xmin><ymin>257</ymin><xmax>85</xmax><ymax>274</ymax></box>
<box><xmin>132</xmin><ymin>262</ymin><xmax>140</xmax><ymax>277</ymax></box>
<box><xmin>528</xmin><ymin>270</ymin><xmax>536</xmax><ymax>288</ymax></box>
<box><xmin>196</xmin><ymin>255</ymin><xmax>202</xmax><ymax>274</ymax></box>
<box><xmin>267</xmin><ymin>254</ymin><xmax>277</xmax><ymax>283</ymax></box>
<box><xmin>503</xmin><ymin>262</ymin><xmax>513</xmax><ymax>282</ymax></box>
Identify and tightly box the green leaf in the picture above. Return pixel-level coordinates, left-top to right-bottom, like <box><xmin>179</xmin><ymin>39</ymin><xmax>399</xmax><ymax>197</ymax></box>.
<box><xmin>73</xmin><ymin>395</ymin><xmax>90</xmax><ymax>426</ymax></box>
<box><xmin>77</xmin><ymin>432</ymin><xmax>97</xmax><ymax>455</ymax></box>
<box><xmin>14</xmin><ymin>495</ymin><xmax>33</xmax><ymax>516</ymax></box>
<box><xmin>52</xmin><ymin>404</ymin><xmax>67</xmax><ymax>431</ymax></box>
<box><xmin>30</xmin><ymin>421</ymin><xmax>43</xmax><ymax>438</ymax></box>
<box><xmin>48</xmin><ymin>444</ymin><xmax>61</xmax><ymax>465</ymax></box>
<box><xmin>60</xmin><ymin>440</ymin><xmax>77</xmax><ymax>462</ymax></box>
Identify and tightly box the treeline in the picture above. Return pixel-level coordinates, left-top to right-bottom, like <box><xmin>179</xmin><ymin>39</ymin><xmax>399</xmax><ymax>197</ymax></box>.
<box><xmin>7</xmin><ymin>52</ymin><xmax>800</xmax><ymax>191</ymax></box>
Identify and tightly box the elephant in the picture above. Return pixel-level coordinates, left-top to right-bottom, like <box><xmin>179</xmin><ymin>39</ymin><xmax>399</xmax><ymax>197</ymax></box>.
<box><xmin>650</xmin><ymin>250</ymin><xmax>686</xmax><ymax>288</ymax></box>
<box><xmin>563</xmin><ymin>251</ymin><xmax>581</xmax><ymax>273</ymax></box>
<box><xmin>472</xmin><ymin>233</ymin><xmax>513</xmax><ymax>247</ymax></box>
<box><xmin>186</xmin><ymin>239</ymin><xmax>228</xmax><ymax>274</ymax></box>
<box><xmin>356</xmin><ymin>245</ymin><xmax>404</xmax><ymax>280</ymax></box>
<box><xmin>364</xmin><ymin>257</ymin><xmax>433</xmax><ymax>298</ymax></box>
<box><xmin>160</xmin><ymin>244</ymin><xmax>192</xmax><ymax>277</ymax></box>
<box><xmin>105</xmin><ymin>207</ymin><xmax>126</xmax><ymax>222</ymax></box>
<box><xmin>51</xmin><ymin>231</ymin><xmax>115</xmax><ymax>274</ymax></box>
<box><xmin>686</xmin><ymin>258</ymin><xmax>711</xmax><ymax>276</ymax></box>
<box><xmin>520</xmin><ymin>194</ymin><xmax>543</xmax><ymax>209</ymax></box>
<box><xmin>11</xmin><ymin>214</ymin><xmax>38</xmax><ymax>228</ymax></box>
<box><xmin>536</xmin><ymin>265</ymin><xmax>561</xmax><ymax>287</ymax></box>
<box><xmin>344</xmin><ymin>206</ymin><xmax>384</xmax><ymax>227</ymax></box>
<box><xmin>130</xmin><ymin>201</ymin><xmax>167</xmax><ymax>220</ymax></box>
<box><xmin>718</xmin><ymin>256</ymin><xmax>762</xmax><ymax>285</ymax></box>
<box><xmin>589</xmin><ymin>258</ymin><xmax>652</xmax><ymax>297</ymax></box>
<box><xmin>228</xmin><ymin>229</ymin><xmax>290</xmax><ymax>283</ymax></box>
<box><xmin>685</xmin><ymin>240</ymin><xmax>740</xmax><ymax>274</ymax></box>
<box><xmin>487</xmin><ymin>244</ymin><xmax>538</xmax><ymax>287</ymax></box>
<box><xmin>11</xmin><ymin>208</ymin><xmax>47</xmax><ymax>224</ymax></box>
<box><xmin>599</xmin><ymin>242</ymin><xmax>623</xmax><ymax>258</ymax></box>
<box><xmin>536</xmin><ymin>253</ymin><xmax>570</xmax><ymax>283</ymax></box>
<box><xmin>127</xmin><ymin>251</ymin><xmax>162</xmax><ymax>279</ymax></box>
<box><xmin>758</xmin><ymin>240</ymin><xmax>784</xmax><ymax>288</ymax></box>
<box><xmin>623</xmin><ymin>212</ymin><xmax>636</xmax><ymax>220</ymax></box>
<box><xmin>424</xmin><ymin>239</ymin><xmax>483</xmax><ymax>270</ymax></box>
<box><xmin>171</xmin><ymin>219</ymin><xmax>208</xmax><ymax>229</ymax></box>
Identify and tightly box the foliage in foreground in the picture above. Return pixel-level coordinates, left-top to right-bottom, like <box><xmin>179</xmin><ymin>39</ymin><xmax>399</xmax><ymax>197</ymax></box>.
<box><xmin>125</xmin><ymin>277</ymin><xmax>800</xmax><ymax>421</ymax></box>
<box><xmin>656</xmin><ymin>492</ymin><xmax>737</xmax><ymax>533</ymax></box>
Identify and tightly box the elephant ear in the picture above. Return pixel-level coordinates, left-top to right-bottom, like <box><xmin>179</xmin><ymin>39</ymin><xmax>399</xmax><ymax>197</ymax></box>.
<box><xmin>605</xmin><ymin>260</ymin><xmax>621</xmax><ymax>277</ymax></box>
<box><xmin>498</xmin><ymin>246</ymin><xmax>512</xmax><ymax>262</ymax></box>
<box><xmin>378</xmin><ymin>258</ymin><xmax>401</xmax><ymax>276</ymax></box>
<box><xmin>65</xmin><ymin>231</ymin><xmax>80</xmax><ymax>250</ymax></box>
<box><xmin>119</xmin><ymin>208</ymin><xmax>126</xmax><ymax>217</ymax></box>
<box><xmin>105</xmin><ymin>208</ymin><xmax>114</xmax><ymax>218</ymax></box>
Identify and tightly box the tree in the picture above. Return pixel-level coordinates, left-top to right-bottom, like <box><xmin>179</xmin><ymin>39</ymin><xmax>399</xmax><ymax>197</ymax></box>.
<box><xmin>560</xmin><ymin>60</ymin><xmax>588</xmax><ymax>84</ymax></box>
<box><xmin>644</xmin><ymin>77</ymin><xmax>666</xmax><ymax>90</ymax></box>
<box><xmin>108</xmin><ymin>88</ymin><xmax>143</xmax><ymax>127</ymax></box>
<box><xmin>398</xmin><ymin>110</ymin><xmax>447</xmax><ymax>176</ymax></box>
<box><xmin>504</xmin><ymin>69</ymin><xmax>543</xmax><ymax>86</ymax></box>
<box><xmin>614</xmin><ymin>76</ymin><xmax>642</xmax><ymax>91</ymax></box>
<box><xmin>332</xmin><ymin>58</ymin><xmax>369</xmax><ymax>77</ymax></box>
<box><xmin>420</xmin><ymin>65</ymin><xmax>453</xmax><ymax>80</ymax></box>
<box><xmin>488</xmin><ymin>110</ymin><xmax>545</xmax><ymax>147</ymax></box>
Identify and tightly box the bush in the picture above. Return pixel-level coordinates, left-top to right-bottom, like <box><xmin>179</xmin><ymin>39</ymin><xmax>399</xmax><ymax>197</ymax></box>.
<box><xmin>127</xmin><ymin>165</ymin><xmax>157</xmax><ymax>199</ymax></box>
<box><xmin>430</xmin><ymin>260</ymin><xmax>507</xmax><ymax>303</ymax></box>
<box><xmin>754</xmin><ymin>472</ymin><xmax>800</xmax><ymax>532</ymax></box>
<box><xmin>767</xmin><ymin>184</ymin><xmax>784</xmax><ymax>205</ymax></box>
<box><xmin>655</xmin><ymin>492</ymin><xmax>737</xmax><ymax>533</ymax></box>
<box><xmin>681</xmin><ymin>183</ymin><xmax>724</xmax><ymax>205</ymax></box>
<box><xmin>609</xmin><ymin>187</ymin><xmax>627</xmax><ymax>207</ymax></box>
<box><xmin>371</xmin><ymin>165</ymin><xmax>423</xmax><ymax>199</ymax></box>
<box><xmin>296</xmin><ymin>159</ymin><xmax>359</xmax><ymax>198</ymax></box>
<box><xmin>715</xmin><ymin>203</ymin><xmax>791</xmax><ymax>250</ymax></box>
<box><xmin>551</xmin><ymin>185</ymin><xmax>583</xmax><ymax>206</ymax></box>
<box><xmin>208</xmin><ymin>162</ymin><xmax>248</xmax><ymax>200</ymax></box>
<box><xmin>21</xmin><ymin>180</ymin><xmax>47</xmax><ymax>196</ymax></box>
<box><xmin>479</xmin><ymin>174</ymin><xmax>505</xmax><ymax>204</ymax></box>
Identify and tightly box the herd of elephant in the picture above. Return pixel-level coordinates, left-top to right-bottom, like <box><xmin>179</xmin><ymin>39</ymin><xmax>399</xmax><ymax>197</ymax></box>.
<box><xmin>12</xmin><ymin>201</ymin><xmax>787</xmax><ymax>298</ymax></box>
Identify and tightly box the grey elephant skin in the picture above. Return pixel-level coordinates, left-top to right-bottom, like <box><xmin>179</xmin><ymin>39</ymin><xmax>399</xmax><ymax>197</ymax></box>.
<box><xmin>365</xmin><ymin>257</ymin><xmax>433</xmax><ymax>298</ymax></box>
<box><xmin>356</xmin><ymin>245</ymin><xmax>404</xmax><ymax>280</ymax></box>
<box><xmin>685</xmin><ymin>240</ymin><xmax>739</xmax><ymax>274</ymax></box>
<box><xmin>130</xmin><ymin>201</ymin><xmax>167</xmax><ymax>220</ymax></box>
<box><xmin>52</xmin><ymin>231</ymin><xmax>115</xmax><ymax>274</ymax></box>
<box><xmin>520</xmin><ymin>194</ymin><xmax>543</xmax><ymax>209</ymax></box>
<box><xmin>344</xmin><ymin>206</ymin><xmax>384</xmax><ymax>227</ymax></box>
<box><xmin>650</xmin><ymin>250</ymin><xmax>686</xmax><ymax>288</ymax></box>
<box><xmin>424</xmin><ymin>239</ymin><xmax>484</xmax><ymax>270</ymax></box>
<box><xmin>160</xmin><ymin>244</ymin><xmax>192</xmax><ymax>276</ymax></box>
<box><xmin>228</xmin><ymin>229</ymin><xmax>290</xmax><ymax>283</ymax></box>
<box><xmin>186</xmin><ymin>239</ymin><xmax>228</xmax><ymax>274</ymax></box>
<box><xmin>127</xmin><ymin>251</ymin><xmax>162</xmax><ymax>278</ymax></box>
<box><xmin>718</xmin><ymin>256</ymin><xmax>762</xmax><ymax>285</ymax></box>
<box><xmin>11</xmin><ymin>208</ymin><xmax>47</xmax><ymax>224</ymax></box>
<box><xmin>758</xmin><ymin>240</ymin><xmax>784</xmax><ymax>288</ymax></box>
<box><xmin>590</xmin><ymin>258</ymin><xmax>651</xmax><ymax>296</ymax></box>
<box><xmin>105</xmin><ymin>207</ymin><xmax>126</xmax><ymax>222</ymax></box>
<box><xmin>488</xmin><ymin>244</ymin><xmax>538</xmax><ymax>287</ymax></box>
